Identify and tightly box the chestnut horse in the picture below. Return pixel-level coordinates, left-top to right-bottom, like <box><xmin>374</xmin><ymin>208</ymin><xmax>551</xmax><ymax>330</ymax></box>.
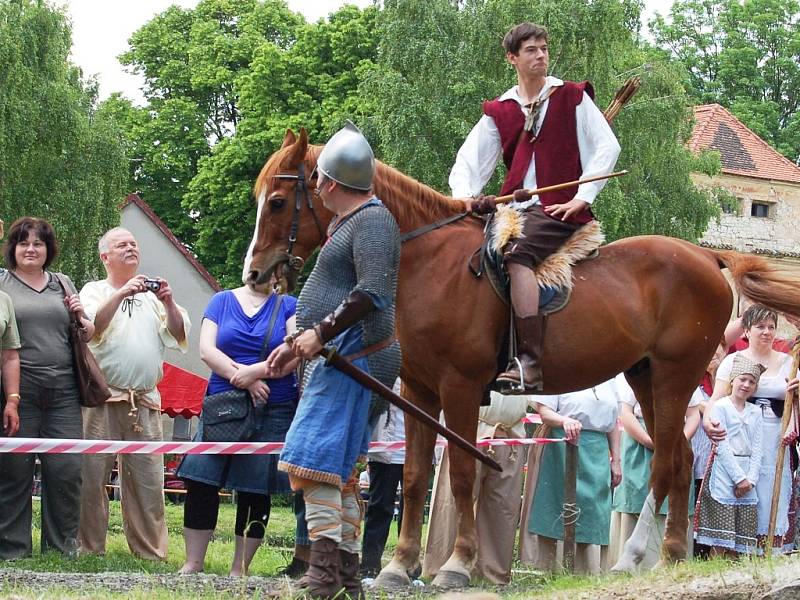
<box><xmin>245</xmin><ymin>129</ymin><xmax>800</xmax><ymax>587</ymax></box>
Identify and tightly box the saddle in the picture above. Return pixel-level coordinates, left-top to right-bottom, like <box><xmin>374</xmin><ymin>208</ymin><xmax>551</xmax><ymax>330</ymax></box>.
<box><xmin>470</xmin><ymin>204</ymin><xmax>605</xmax><ymax>315</ymax></box>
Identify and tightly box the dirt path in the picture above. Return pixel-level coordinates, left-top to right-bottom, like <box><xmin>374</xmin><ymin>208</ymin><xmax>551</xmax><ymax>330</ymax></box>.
<box><xmin>539</xmin><ymin>554</ymin><xmax>800</xmax><ymax>600</ymax></box>
<box><xmin>3</xmin><ymin>556</ymin><xmax>800</xmax><ymax>599</ymax></box>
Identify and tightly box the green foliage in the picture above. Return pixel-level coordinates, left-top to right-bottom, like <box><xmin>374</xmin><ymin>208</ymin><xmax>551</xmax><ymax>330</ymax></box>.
<box><xmin>650</xmin><ymin>0</ymin><xmax>800</xmax><ymax>163</ymax></box>
<box><xmin>0</xmin><ymin>0</ymin><xmax>127</xmax><ymax>285</ymax></box>
<box><xmin>364</xmin><ymin>0</ymin><xmax>719</xmax><ymax>242</ymax></box>
<box><xmin>116</xmin><ymin>1</ymin><xmax>377</xmax><ymax>285</ymax></box>
<box><xmin>184</xmin><ymin>5</ymin><xmax>379</xmax><ymax>287</ymax></box>
<box><xmin>113</xmin><ymin>0</ymin><xmax>305</xmax><ymax>246</ymax></box>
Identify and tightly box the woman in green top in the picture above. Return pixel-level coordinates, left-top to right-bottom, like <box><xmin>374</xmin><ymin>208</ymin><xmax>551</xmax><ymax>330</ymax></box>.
<box><xmin>1</xmin><ymin>287</ymin><xmax>22</xmax><ymax>436</ymax></box>
<box><xmin>0</xmin><ymin>217</ymin><xmax>93</xmax><ymax>558</ymax></box>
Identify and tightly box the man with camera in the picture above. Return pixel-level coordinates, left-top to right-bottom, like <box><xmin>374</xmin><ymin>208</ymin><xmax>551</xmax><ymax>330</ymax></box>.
<box><xmin>77</xmin><ymin>227</ymin><xmax>190</xmax><ymax>560</ymax></box>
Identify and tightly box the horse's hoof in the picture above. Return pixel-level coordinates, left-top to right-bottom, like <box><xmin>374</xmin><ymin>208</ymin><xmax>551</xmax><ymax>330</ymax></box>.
<box><xmin>432</xmin><ymin>569</ymin><xmax>470</xmax><ymax>589</ymax></box>
<box><xmin>610</xmin><ymin>554</ymin><xmax>640</xmax><ymax>573</ymax></box>
<box><xmin>372</xmin><ymin>568</ymin><xmax>411</xmax><ymax>589</ymax></box>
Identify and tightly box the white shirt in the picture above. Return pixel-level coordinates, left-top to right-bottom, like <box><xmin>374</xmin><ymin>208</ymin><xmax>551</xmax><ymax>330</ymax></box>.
<box><xmin>81</xmin><ymin>280</ymin><xmax>190</xmax><ymax>407</ymax></box>
<box><xmin>449</xmin><ymin>77</ymin><xmax>621</xmax><ymax>207</ymax></box>
<box><xmin>533</xmin><ymin>376</ymin><xmax>621</xmax><ymax>433</ymax></box>
<box><xmin>369</xmin><ymin>403</ymin><xmax>406</xmax><ymax>464</ymax></box>
<box><xmin>477</xmin><ymin>391</ymin><xmax>532</xmax><ymax>439</ymax></box>
<box><xmin>708</xmin><ymin>397</ymin><xmax>762</xmax><ymax>504</ymax></box>
<box><xmin>716</xmin><ymin>351</ymin><xmax>793</xmax><ymax>401</ymax></box>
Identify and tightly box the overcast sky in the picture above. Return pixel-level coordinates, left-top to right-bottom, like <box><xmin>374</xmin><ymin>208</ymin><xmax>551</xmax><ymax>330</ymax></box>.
<box><xmin>62</xmin><ymin>0</ymin><xmax>673</xmax><ymax>104</ymax></box>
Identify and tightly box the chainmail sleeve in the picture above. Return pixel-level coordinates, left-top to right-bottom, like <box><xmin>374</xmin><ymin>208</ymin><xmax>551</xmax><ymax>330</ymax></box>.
<box><xmin>349</xmin><ymin>205</ymin><xmax>401</xmax><ymax>311</ymax></box>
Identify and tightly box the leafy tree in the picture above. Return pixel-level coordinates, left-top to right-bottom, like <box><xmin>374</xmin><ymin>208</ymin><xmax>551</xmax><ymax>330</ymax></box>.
<box><xmin>0</xmin><ymin>0</ymin><xmax>127</xmax><ymax>285</ymax></box>
<box><xmin>116</xmin><ymin>0</ymin><xmax>305</xmax><ymax>244</ymax></box>
<box><xmin>651</xmin><ymin>0</ymin><xmax>800</xmax><ymax>162</ymax></box>
<box><xmin>184</xmin><ymin>5</ymin><xmax>379</xmax><ymax>286</ymax></box>
<box><xmin>364</xmin><ymin>0</ymin><xmax>720</xmax><ymax>242</ymax></box>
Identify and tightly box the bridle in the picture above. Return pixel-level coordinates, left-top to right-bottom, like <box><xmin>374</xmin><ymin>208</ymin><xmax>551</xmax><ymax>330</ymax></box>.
<box><xmin>270</xmin><ymin>162</ymin><xmax>326</xmax><ymax>272</ymax></box>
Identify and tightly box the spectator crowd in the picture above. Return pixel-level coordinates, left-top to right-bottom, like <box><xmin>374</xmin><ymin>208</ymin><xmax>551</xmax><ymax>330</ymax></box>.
<box><xmin>1</xmin><ymin>213</ymin><xmax>799</xmax><ymax>590</ymax></box>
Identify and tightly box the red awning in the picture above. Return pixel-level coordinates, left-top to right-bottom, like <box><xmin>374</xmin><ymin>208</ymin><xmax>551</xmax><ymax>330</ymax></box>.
<box><xmin>158</xmin><ymin>362</ymin><xmax>207</xmax><ymax>418</ymax></box>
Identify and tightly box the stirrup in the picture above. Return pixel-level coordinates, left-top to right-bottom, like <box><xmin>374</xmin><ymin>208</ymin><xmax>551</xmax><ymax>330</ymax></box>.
<box><xmin>510</xmin><ymin>356</ymin><xmax>525</xmax><ymax>392</ymax></box>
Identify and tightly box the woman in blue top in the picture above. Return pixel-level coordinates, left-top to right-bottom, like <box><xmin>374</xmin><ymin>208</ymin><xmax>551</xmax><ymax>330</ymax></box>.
<box><xmin>178</xmin><ymin>279</ymin><xmax>300</xmax><ymax>575</ymax></box>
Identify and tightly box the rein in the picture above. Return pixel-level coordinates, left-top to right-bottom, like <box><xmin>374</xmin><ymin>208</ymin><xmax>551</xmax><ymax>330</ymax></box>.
<box><xmin>400</xmin><ymin>211</ymin><xmax>470</xmax><ymax>244</ymax></box>
<box><xmin>271</xmin><ymin>162</ymin><xmax>326</xmax><ymax>271</ymax></box>
<box><xmin>274</xmin><ymin>162</ymin><xmax>470</xmax><ymax>252</ymax></box>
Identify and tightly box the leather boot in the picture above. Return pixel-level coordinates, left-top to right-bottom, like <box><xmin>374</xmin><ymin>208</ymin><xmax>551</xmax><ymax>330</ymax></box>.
<box><xmin>496</xmin><ymin>314</ymin><xmax>546</xmax><ymax>393</ymax></box>
<box><xmin>278</xmin><ymin>543</ymin><xmax>309</xmax><ymax>578</ymax></box>
<box><xmin>297</xmin><ymin>538</ymin><xmax>342</xmax><ymax>598</ymax></box>
<box><xmin>339</xmin><ymin>549</ymin><xmax>365</xmax><ymax>599</ymax></box>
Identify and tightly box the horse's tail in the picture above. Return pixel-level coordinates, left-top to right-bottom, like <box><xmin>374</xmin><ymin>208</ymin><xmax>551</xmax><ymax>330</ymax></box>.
<box><xmin>715</xmin><ymin>250</ymin><xmax>800</xmax><ymax>318</ymax></box>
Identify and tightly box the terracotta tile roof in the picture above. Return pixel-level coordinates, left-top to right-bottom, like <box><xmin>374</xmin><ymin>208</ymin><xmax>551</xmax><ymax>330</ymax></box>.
<box><xmin>121</xmin><ymin>194</ymin><xmax>221</xmax><ymax>292</ymax></box>
<box><xmin>689</xmin><ymin>104</ymin><xmax>800</xmax><ymax>184</ymax></box>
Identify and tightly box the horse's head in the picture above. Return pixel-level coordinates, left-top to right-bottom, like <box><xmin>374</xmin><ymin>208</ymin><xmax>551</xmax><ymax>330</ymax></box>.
<box><xmin>244</xmin><ymin>128</ymin><xmax>331</xmax><ymax>292</ymax></box>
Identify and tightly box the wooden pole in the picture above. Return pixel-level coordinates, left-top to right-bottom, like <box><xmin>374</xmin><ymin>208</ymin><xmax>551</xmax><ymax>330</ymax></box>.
<box><xmin>563</xmin><ymin>442</ymin><xmax>578</xmax><ymax>573</ymax></box>
<box><xmin>494</xmin><ymin>171</ymin><xmax>628</xmax><ymax>205</ymax></box>
<box><xmin>765</xmin><ymin>337</ymin><xmax>800</xmax><ymax>557</ymax></box>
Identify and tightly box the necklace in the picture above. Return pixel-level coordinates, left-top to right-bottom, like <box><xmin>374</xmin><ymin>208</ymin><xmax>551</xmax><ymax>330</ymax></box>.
<box><xmin>244</xmin><ymin>288</ymin><xmax>269</xmax><ymax>309</ymax></box>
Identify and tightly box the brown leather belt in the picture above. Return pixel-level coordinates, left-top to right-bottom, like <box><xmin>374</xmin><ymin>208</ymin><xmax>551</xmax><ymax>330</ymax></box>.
<box><xmin>344</xmin><ymin>337</ymin><xmax>396</xmax><ymax>361</ymax></box>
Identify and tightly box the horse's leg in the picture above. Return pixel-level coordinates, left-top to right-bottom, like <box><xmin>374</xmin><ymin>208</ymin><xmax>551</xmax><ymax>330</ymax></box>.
<box><xmin>648</xmin><ymin>360</ymin><xmax>696</xmax><ymax>563</ymax></box>
<box><xmin>431</xmin><ymin>383</ymin><xmax>482</xmax><ymax>589</ymax></box>
<box><xmin>373</xmin><ymin>382</ymin><xmax>438</xmax><ymax>589</ymax></box>
<box><xmin>612</xmin><ymin>365</ymin><xmax>657</xmax><ymax>573</ymax></box>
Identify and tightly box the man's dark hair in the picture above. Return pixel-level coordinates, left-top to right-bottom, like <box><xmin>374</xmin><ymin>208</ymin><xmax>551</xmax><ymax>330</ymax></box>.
<box><xmin>502</xmin><ymin>22</ymin><xmax>549</xmax><ymax>55</ymax></box>
<box><xmin>3</xmin><ymin>216</ymin><xmax>59</xmax><ymax>269</ymax></box>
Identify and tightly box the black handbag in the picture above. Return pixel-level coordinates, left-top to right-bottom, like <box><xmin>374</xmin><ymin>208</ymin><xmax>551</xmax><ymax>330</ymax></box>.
<box><xmin>201</xmin><ymin>295</ymin><xmax>284</xmax><ymax>442</ymax></box>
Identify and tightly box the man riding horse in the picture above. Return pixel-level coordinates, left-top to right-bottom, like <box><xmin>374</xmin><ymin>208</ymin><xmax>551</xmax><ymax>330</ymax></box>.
<box><xmin>455</xmin><ymin>22</ymin><xmax>621</xmax><ymax>393</ymax></box>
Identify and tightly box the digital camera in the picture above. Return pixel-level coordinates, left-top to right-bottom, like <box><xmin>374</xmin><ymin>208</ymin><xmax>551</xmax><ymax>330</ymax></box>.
<box><xmin>143</xmin><ymin>278</ymin><xmax>161</xmax><ymax>293</ymax></box>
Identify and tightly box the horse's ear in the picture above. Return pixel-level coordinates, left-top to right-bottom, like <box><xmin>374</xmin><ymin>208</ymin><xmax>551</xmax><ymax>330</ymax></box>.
<box><xmin>287</xmin><ymin>128</ymin><xmax>308</xmax><ymax>166</ymax></box>
<box><xmin>280</xmin><ymin>129</ymin><xmax>297</xmax><ymax>149</ymax></box>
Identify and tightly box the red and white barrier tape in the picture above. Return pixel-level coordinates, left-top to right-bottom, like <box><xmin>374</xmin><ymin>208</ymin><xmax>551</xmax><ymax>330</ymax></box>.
<box><xmin>0</xmin><ymin>436</ymin><xmax>565</xmax><ymax>455</ymax></box>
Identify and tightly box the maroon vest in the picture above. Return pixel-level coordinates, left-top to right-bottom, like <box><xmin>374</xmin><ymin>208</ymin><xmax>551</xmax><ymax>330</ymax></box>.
<box><xmin>483</xmin><ymin>81</ymin><xmax>595</xmax><ymax>224</ymax></box>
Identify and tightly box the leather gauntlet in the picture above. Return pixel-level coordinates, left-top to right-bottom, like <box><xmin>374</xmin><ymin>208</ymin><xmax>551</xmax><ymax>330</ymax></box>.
<box><xmin>471</xmin><ymin>194</ymin><xmax>497</xmax><ymax>215</ymax></box>
<box><xmin>314</xmin><ymin>290</ymin><xmax>375</xmax><ymax>344</ymax></box>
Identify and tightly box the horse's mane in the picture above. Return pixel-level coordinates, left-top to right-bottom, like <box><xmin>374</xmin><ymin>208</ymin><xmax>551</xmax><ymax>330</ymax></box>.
<box><xmin>372</xmin><ymin>161</ymin><xmax>466</xmax><ymax>226</ymax></box>
<box><xmin>253</xmin><ymin>140</ymin><xmax>466</xmax><ymax>229</ymax></box>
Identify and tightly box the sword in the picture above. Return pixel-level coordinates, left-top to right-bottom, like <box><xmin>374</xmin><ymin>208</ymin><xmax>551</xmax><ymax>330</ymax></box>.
<box><xmin>285</xmin><ymin>332</ymin><xmax>502</xmax><ymax>471</ymax></box>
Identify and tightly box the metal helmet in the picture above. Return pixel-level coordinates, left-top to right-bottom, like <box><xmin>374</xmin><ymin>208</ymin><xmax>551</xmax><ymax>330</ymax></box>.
<box><xmin>316</xmin><ymin>121</ymin><xmax>375</xmax><ymax>191</ymax></box>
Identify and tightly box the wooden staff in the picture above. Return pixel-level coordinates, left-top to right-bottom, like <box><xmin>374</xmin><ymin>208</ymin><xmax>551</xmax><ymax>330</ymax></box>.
<box><xmin>563</xmin><ymin>442</ymin><xmax>578</xmax><ymax>573</ymax></box>
<box><xmin>765</xmin><ymin>337</ymin><xmax>800</xmax><ymax>557</ymax></box>
<box><xmin>495</xmin><ymin>170</ymin><xmax>628</xmax><ymax>205</ymax></box>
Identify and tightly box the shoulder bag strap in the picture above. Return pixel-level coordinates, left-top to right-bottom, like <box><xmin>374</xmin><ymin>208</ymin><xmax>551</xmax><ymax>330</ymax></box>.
<box><xmin>53</xmin><ymin>273</ymin><xmax>81</xmax><ymax>327</ymax></box>
<box><xmin>259</xmin><ymin>295</ymin><xmax>284</xmax><ymax>361</ymax></box>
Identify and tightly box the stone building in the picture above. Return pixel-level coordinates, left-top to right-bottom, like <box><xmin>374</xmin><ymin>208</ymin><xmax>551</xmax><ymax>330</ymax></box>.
<box><xmin>691</xmin><ymin>104</ymin><xmax>800</xmax><ymax>260</ymax></box>
<box><xmin>689</xmin><ymin>104</ymin><xmax>800</xmax><ymax>331</ymax></box>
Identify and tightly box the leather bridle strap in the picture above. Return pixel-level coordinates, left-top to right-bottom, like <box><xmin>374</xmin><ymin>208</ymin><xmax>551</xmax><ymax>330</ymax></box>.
<box><xmin>271</xmin><ymin>163</ymin><xmax>326</xmax><ymax>269</ymax></box>
<box><xmin>400</xmin><ymin>211</ymin><xmax>469</xmax><ymax>244</ymax></box>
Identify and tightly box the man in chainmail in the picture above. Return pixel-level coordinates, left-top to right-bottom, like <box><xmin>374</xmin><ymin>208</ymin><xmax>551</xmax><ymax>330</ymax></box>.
<box><xmin>267</xmin><ymin>121</ymin><xmax>401</xmax><ymax>599</ymax></box>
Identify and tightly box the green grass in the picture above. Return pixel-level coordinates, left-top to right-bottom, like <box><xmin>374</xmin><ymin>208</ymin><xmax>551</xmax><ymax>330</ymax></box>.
<box><xmin>0</xmin><ymin>497</ymin><xmax>790</xmax><ymax>599</ymax></box>
<box><xmin>4</xmin><ymin>496</ymin><xmax>400</xmax><ymax>577</ymax></box>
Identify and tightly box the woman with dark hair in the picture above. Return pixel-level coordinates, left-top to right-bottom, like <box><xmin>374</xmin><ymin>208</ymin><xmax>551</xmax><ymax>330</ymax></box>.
<box><xmin>704</xmin><ymin>304</ymin><xmax>800</xmax><ymax>554</ymax></box>
<box><xmin>0</xmin><ymin>216</ymin><xmax>94</xmax><ymax>558</ymax></box>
